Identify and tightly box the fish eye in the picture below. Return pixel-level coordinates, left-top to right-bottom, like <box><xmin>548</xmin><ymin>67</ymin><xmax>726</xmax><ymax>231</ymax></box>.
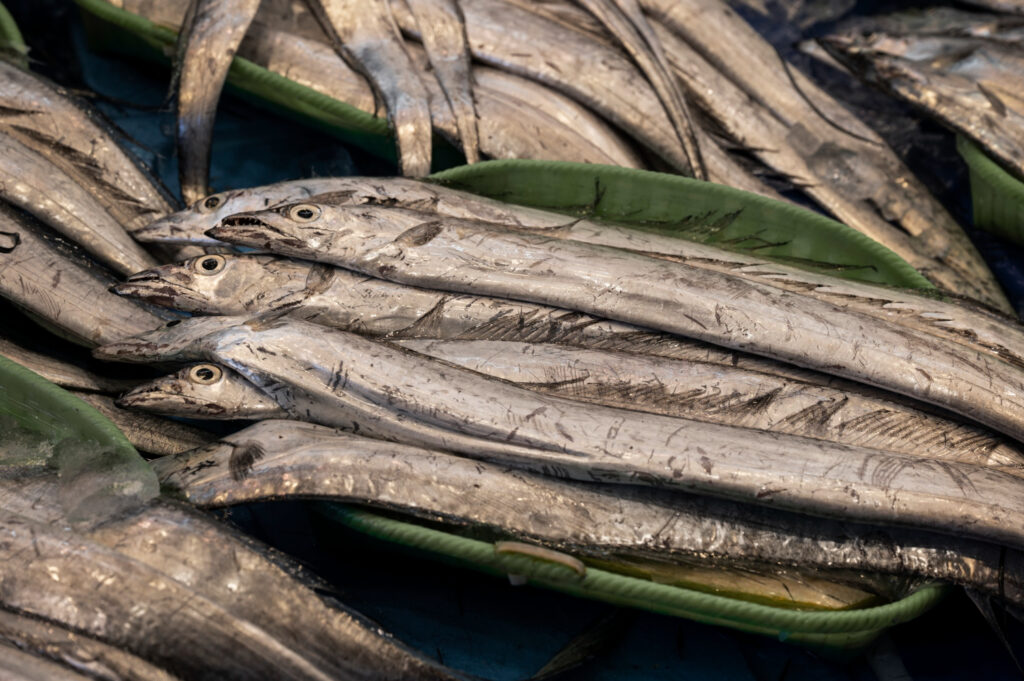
<box><xmin>193</xmin><ymin>254</ymin><xmax>226</xmax><ymax>275</ymax></box>
<box><xmin>188</xmin><ymin>364</ymin><xmax>223</xmax><ymax>385</ymax></box>
<box><xmin>197</xmin><ymin>195</ymin><xmax>222</xmax><ymax>213</ymax></box>
<box><xmin>287</xmin><ymin>204</ymin><xmax>321</xmax><ymax>223</ymax></box>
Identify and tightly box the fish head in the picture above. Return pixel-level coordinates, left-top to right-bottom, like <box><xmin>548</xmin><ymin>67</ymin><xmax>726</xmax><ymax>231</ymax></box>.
<box><xmin>116</xmin><ymin>363</ymin><xmax>285</xmax><ymax>420</ymax></box>
<box><xmin>133</xmin><ymin>189</ymin><xmax>257</xmax><ymax>245</ymax></box>
<box><xmin>92</xmin><ymin>315</ymin><xmax>253</xmax><ymax>363</ymax></box>
<box><xmin>112</xmin><ymin>254</ymin><xmax>312</xmax><ymax>315</ymax></box>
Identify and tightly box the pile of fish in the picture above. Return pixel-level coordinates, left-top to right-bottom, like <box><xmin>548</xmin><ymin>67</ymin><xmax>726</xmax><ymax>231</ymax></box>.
<box><xmin>3</xmin><ymin>0</ymin><xmax>1024</xmax><ymax>676</ymax></box>
<box><xmin>107</xmin><ymin>0</ymin><xmax>1016</xmax><ymax>311</ymax></box>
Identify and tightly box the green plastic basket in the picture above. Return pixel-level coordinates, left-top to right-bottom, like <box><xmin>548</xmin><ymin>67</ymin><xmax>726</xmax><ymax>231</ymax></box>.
<box><xmin>66</xmin><ymin>0</ymin><xmax>946</xmax><ymax>651</ymax></box>
<box><xmin>0</xmin><ymin>1</ymin><xmax>27</xmax><ymax>67</ymax></box>
<box><xmin>959</xmin><ymin>135</ymin><xmax>1024</xmax><ymax>247</ymax></box>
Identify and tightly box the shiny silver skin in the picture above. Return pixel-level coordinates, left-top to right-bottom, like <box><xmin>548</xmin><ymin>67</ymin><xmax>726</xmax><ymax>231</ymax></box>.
<box><xmin>405</xmin><ymin>0</ymin><xmax>480</xmax><ymax>164</ymax></box>
<box><xmin>308</xmin><ymin>0</ymin><xmax>433</xmax><ymax>176</ymax></box>
<box><xmin>824</xmin><ymin>25</ymin><xmax>1024</xmax><ymax>180</ymax></box>
<box><xmin>639</xmin><ymin>0</ymin><xmax>1010</xmax><ymax>312</ymax></box>
<box><xmin>574</xmin><ymin>0</ymin><xmax>704</xmax><ymax>178</ymax></box>
<box><xmin>0</xmin><ymin>132</ymin><xmax>158</xmax><ymax>275</ymax></box>
<box><xmin>73</xmin><ymin>391</ymin><xmax>214</xmax><ymax>457</ymax></box>
<box><xmin>0</xmin><ymin>59</ymin><xmax>174</xmax><ymax>233</ymax></box>
<box><xmin>0</xmin><ymin>336</ymin><xmax>137</xmax><ymax>393</ymax></box>
<box><xmin>0</xmin><ymin>641</ymin><xmax>95</xmax><ymax>681</ymax></box>
<box><xmin>208</xmin><ymin>203</ymin><xmax>1024</xmax><ymax>445</ymax></box>
<box><xmin>94</xmin><ymin>316</ymin><xmax>1024</xmax><ymax>551</ymax></box>
<box><xmin>158</xmin><ymin>419</ymin><xmax>1024</xmax><ymax>606</ymax></box>
<box><xmin>0</xmin><ymin>609</ymin><xmax>181</xmax><ymax>681</ymax></box>
<box><xmin>117</xmin><ymin>362</ymin><xmax>288</xmax><ymax>420</ymax></box>
<box><xmin>174</xmin><ymin>0</ymin><xmax>262</xmax><ymax>205</ymax></box>
<box><xmin>0</xmin><ymin>207</ymin><xmax>172</xmax><ymax>347</ymax></box>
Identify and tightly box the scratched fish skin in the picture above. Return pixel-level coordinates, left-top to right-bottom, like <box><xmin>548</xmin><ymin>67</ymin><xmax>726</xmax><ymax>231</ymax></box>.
<box><xmin>639</xmin><ymin>0</ymin><xmax>1010</xmax><ymax>312</ymax></box>
<box><xmin>94</xmin><ymin>316</ymin><xmax>1024</xmax><ymax>551</ymax></box>
<box><xmin>0</xmin><ymin>59</ymin><xmax>175</xmax><ymax>234</ymax></box>
<box><xmin>174</xmin><ymin>0</ymin><xmax>262</xmax><ymax>205</ymax></box>
<box><xmin>0</xmin><ymin>609</ymin><xmax>181</xmax><ymax>681</ymax></box>
<box><xmin>307</xmin><ymin>0</ymin><xmax>434</xmax><ymax>176</ymax></box>
<box><xmin>72</xmin><ymin>391</ymin><xmax>214</xmax><ymax>457</ymax></box>
<box><xmin>0</xmin><ymin>207</ymin><xmax>172</xmax><ymax>347</ymax></box>
<box><xmin>155</xmin><ymin>419</ymin><xmax>1024</xmax><ymax>607</ymax></box>
<box><xmin>0</xmin><ymin>132</ymin><xmax>158</xmax><ymax>276</ymax></box>
<box><xmin>823</xmin><ymin>27</ymin><xmax>1024</xmax><ymax>180</ymax></box>
<box><xmin>0</xmin><ymin>336</ymin><xmax>138</xmax><ymax>393</ymax></box>
<box><xmin>208</xmin><ymin>204</ymin><xmax>1024</xmax><ymax>444</ymax></box>
<box><xmin>404</xmin><ymin>0</ymin><xmax>480</xmax><ymax>164</ymax></box>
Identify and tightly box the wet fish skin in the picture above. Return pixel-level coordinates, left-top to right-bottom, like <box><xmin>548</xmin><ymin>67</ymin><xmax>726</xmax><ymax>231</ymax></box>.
<box><xmin>0</xmin><ymin>641</ymin><xmax>96</xmax><ymax>681</ymax></box>
<box><xmin>0</xmin><ymin>206</ymin><xmax>172</xmax><ymax>347</ymax></box>
<box><xmin>174</xmin><ymin>0</ymin><xmax>262</xmax><ymax>205</ymax></box>
<box><xmin>117</xmin><ymin>362</ymin><xmax>288</xmax><ymax>420</ymax></box>
<box><xmin>0</xmin><ymin>336</ymin><xmax>138</xmax><ymax>393</ymax></box>
<box><xmin>639</xmin><ymin>0</ymin><xmax>1011</xmax><ymax>312</ymax></box>
<box><xmin>95</xmin><ymin>316</ymin><xmax>1024</xmax><ymax>551</ymax></box>
<box><xmin>208</xmin><ymin>203</ymin><xmax>1024</xmax><ymax>444</ymax></box>
<box><xmin>308</xmin><ymin>0</ymin><xmax>433</xmax><ymax>176</ymax></box>
<box><xmin>156</xmin><ymin>419</ymin><xmax>1024</xmax><ymax>607</ymax></box>
<box><xmin>0</xmin><ymin>59</ymin><xmax>175</xmax><ymax>233</ymax></box>
<box><xmin>405</xmin><ymin>0</ymin><xmax>480</xmax><ymax>164</ymax></box>
<box><xmin>0</xmin><ymin>132</ymin><xmax>159</xmax><ymax>275</ymax></box>
<box><xmin>73</xmin><ymin>391</ymin><xmax>214</xmax><ymax>457</ymax></box>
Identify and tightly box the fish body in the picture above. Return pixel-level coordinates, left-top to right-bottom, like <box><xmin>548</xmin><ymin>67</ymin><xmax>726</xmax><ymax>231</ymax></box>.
<box><xmin>72</xmin><ymin>391</ymin><xmax>214</xmax><ymax>456</ymax></box>
<box><xmin>208</xmin><ymin>204</ymin><xmax>1024</xmax><ymax>444</ymax></box>
<box><xmin>0</xmin><ymin>336</ymin><xmax>138</xmax><ymax>393</ymax></box>
<box><xmin>308</xmin><ymin>0</ymin><xmax>434</xmax><ymax>176</ymax></box>
<box><xmin>95</xmin><ymin>316</ymin><xmax>1024</xmax><ymax>550</ymax></box>
<box><xmin>0</xmin><ymin>132</ymin><xmax>159</xmax><ymax>275</ymax></box>
<box><xmin>174</xmin><ymin>0</ymin><xmax>262</xmax><ymax>204</ymax></box>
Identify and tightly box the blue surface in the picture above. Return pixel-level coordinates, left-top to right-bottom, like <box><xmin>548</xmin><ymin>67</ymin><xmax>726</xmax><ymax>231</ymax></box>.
<box><xmin>6</xmin><ymin>0</ymin><xmax>1024</xmax><ymax>677</ymax></box>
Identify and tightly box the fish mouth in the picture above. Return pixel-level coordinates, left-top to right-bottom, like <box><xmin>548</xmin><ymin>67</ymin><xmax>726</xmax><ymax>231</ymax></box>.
<box><xmin>110</xmin><ymin>274</ymin><xmax>198</xmax><ymax>309</ymax></box>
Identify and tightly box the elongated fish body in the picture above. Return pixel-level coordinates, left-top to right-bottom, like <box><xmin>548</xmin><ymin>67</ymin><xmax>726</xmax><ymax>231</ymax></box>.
<box><xmin>156</xmin><ymin>420</ymin><xmax>1024</xmax><ymax>606</ymax></box>
<box><xmin>111</xmin><ymin>254</ymin><xmax>839</xmax><ymax>385</ymax></box>
<box><xmin>404</xmin><ymin>0</ymin><xmax>480</xmax><ymax>164</ymax></box>
<box><xmin>0</xmin><ymin>60</ymin><xmax>174</xmax><ymax>233</ymax></box>
<box><xmin>72</xmin><ymin>392</ymin><xmax>214</xmax><ymax>456</ymax></box>
<box><xmin>824</xmin><ymin>30</ymin><xmax>1024</xmax><ymax>180</ymax></box>
<box><xmin>0</xmin><ymin>609</ymin><xmax>181</xmax><ymax>681</ymax></box>
<box><xmin>174</xmin><ymin>0</ymin><xmax>262</xmax><ymax>205</ymax></box>
<box><xmin>95</xmin><ymin>317</ymin><xmax>1024</xmax><ymax>550</ymax></box>
<box><xmin>575</xmin><ymin>0</ymin><xmax>704</xmax><ymax>178</ymax></box>
<box><xmin>308</xmin><ymin>0</ymin><xmax>433</xmax><ymax>176</ymax></box>
<box><xmin>0</xmin><ymin>337</ymin><xmax>138</xmax><ymax>393</ymax></box>
<box><xmin>0</xmin><ymin>641</ymin><xmax>95</xmax><ymax>681</ymax></box>
<box><xmin>0</xmin><ymin>207</ymin><xmax>171</xmax><ymax>347</ymax></box>
<box><xmin>639</xmin><ymin>0</ymin><xmax>1010</xmax><ymax>312</ymax></box>
<box><xmin>208</xmin><ymin>204</ymin><xmax>1024</xmax><ymax>444</ymax></box>
<box><xmin>117</xmin><ymin>362</ymin><xmax>289</xmax><ymax>419</ymax></box>
<box><xmin>0</xmin><ymin>133</ymin><xmax>158</xmax><ymax>275</ymax></box>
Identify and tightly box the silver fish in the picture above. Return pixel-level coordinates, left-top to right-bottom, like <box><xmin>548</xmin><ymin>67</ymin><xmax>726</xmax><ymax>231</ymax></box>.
<box><xmin>307</xmin><ymin>0</ymin><xmax>434</xmax><ymax>176</ymax></box>
<box><xmin>156</xmin><ymin>419</ymin><xmax>1024</xmax><ymax>607</ymax></box>
<box><xmin>0</xmin><ymin>641</ymin><xmax>95</xmax><ymax>681</ymax></box>
<box><xmin>173</xmin><ymin>0</ymin><xmax>262</xmax><ymax>204</ymax></box>
<box><xmin>208</xmin><ymin>203</ymin><xmax>1024</xmax><ymax>444</ymax></box>
<box><xmin>823</xmin><ymin>27</ymin><xmax>1024</xmax><ymax>180</ymax></box>
<box><xmin>94</xmin><ymin>316</ymin><xmax>1024</xmax><ymax>550</ymax></box>
<box><xmin>0</xmin><ymin>336</ymin><xmax>138</xmax><ymax>393</ymax></box>
<box><xmin>0</xmin><ymin>132</ymin><xmax>158</xmax><ymax>275</ymax></box>
<box><xmin>639</xmin><ymin>0</ymin><xmax>1011</xmax><ymax>312</ymax></box>
<box><xmin>72</xmin><ymin>391</ymin><xmax>214</xmax><ymax>457</ymax></box>
<box><xmin>404</xmin><ymin>0</ymin><xmax>480</xmax><ymax>164</ymax></box>
<box><xmin>0</xmin><ymin>59</ymin><xmax>175</xmax><ymax>233</ymax></box>
<box><xmin>0</xmin><ymin>206</ymin><xmax>171</xmax><ymax>347</ymax></box>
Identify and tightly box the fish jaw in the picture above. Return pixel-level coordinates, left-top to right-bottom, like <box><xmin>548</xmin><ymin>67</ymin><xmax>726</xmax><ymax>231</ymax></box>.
<box><xmin>206</xmin><ymin>211</ymin><xmax>320</xmax><ymax>255</ymax></box>
<box><xmin>112</xmin><ymin>266</ymin><xmax>213</xmax><ymax>312</ymax></box>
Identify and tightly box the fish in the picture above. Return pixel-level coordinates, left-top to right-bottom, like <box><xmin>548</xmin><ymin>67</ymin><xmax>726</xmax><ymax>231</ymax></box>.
<box><xmin>823</xmin><ymin>25</ymin><xmax>1024</xmax><ymax>181</ymax></box>
<box><xmin>72</xmin><ymin>391</ymin><xmax>214</xmax><ymax>457</ymax></box>
<box><xmin>0</xmin><ymin>132</ymin><xmax>159</xmax><ymax>275</ymax></box>
<box><xmin>155</xmin><ymin>419</ymin><xmax>1024</xmax><ymax>608</ymax></box>
<box><xmin>404</xmin><ymin>0</ymin><xmax>481</xmax><ymax>164</ymax></box>
<box><xmin>207</xmin><ymin>203</ymin><xmax>1024</xmax><ymax>444</ymax></box>
<box><xmin>94</xmin><ymin>315</ymin><xmax>1024</xmax><ymax>551</ymax></box>
<box><xmin>961</xmin><ymin>0</ymin><xmax>1024</xmax><ymax>14</ymax></box>
<box><xmin>0</xmin><ymin>59</ymin><xmax>175</xmax><ymax>233</ymax></box>
<box><xmin>306</xmin><ymin>0</ymin><xmax>434</xmax><ymax>176</ymax></box>
<box><xmin>0</xmin><ymin>336</ymin><xmax>138</xmax><ymax>393</ymax></box>
<box><xmin>0</xmin><ymin>206</ymin><xmax>173</xmax><ymax>347</ymax></box>
<box><xmin>639</xmin><ymin>0</ymin><xmax>1011</xmax><ymax>312</ymax></box>
<box><xmin>573</xmin><ymin>0</ymin><xmax>705</xmax><ymax>178</ymax></box>
<box><xmin>0</xmin><ymin>641</ymin><xmax>96</xmax><ymax>681</ymax></box>
<box><xmin>173</xmin><ymin>0</ymin><xmax>263</xmax><ymax>205</ymax></box>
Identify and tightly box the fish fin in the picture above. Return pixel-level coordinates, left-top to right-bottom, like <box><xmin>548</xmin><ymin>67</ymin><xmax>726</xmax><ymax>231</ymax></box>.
<box><xmin>525</xmin><ymin>610</ymin><xmax>632</xmax><ymax>680</ymax></box>
<box><xmin>965</xmin><ymin>588</ymin><xmax>1024</xmax><ymax>675</ymax></box>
